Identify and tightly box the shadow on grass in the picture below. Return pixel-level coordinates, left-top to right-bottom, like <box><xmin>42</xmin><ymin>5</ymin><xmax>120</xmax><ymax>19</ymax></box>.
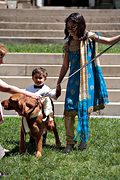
<box><xmin>43</xmin><ymin>144</ymin><xmax>65</xmax><ymax>151</ymax></box>
<box><xmin>4</xmin><ymin>141</ymin><xmax>65</xmax><ymax>157</ymax></box>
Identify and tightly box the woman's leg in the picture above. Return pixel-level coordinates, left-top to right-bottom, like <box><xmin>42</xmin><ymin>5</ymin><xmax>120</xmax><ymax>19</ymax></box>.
<box><xmin>64</xmin><ymin>111</ymin><xmax>77</xmax><ymax>153</ymax></box>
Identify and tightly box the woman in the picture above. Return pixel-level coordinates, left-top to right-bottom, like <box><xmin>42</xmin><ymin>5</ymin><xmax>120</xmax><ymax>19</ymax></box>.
<box><xmin>56</xmin><ymin>12</ymin><xmax>120</xmax><ymax>153</ymax></box>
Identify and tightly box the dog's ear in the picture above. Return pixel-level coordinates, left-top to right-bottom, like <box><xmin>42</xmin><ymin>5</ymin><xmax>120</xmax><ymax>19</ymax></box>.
<box><xmin>25</xmin><ymin>98</ymin><xmax>38</xmax><ymax>115</ymax></box>
<box><xmin>1</xmin><ymin>99</ymin><xmax>9</xmax><ymax>109</ymax></box>
<box><xmin>18</xmin><ymin>98</ymin><xmax>30</xmax><ymax>116</ymax></box>
<box><xmin>18</xmin><ymin>97</ymin><xmax>38</xmax><ymax>117</ymax></box>
<box><xmin>26</xmin><ymin>97</ymin><xmax>37</xmax><ymax>109</ymax></box>
<box><xmin>10</xmin><ymin>93</ymin><xmax>25</xmax><ymax>102</ymax></box>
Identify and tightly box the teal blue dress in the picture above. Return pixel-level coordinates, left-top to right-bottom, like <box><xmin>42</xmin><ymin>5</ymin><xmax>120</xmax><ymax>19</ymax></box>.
<box><xmin>64</xmin><ymin>38</ymin><xmax>109</xmax><ymax>143</ymax></box>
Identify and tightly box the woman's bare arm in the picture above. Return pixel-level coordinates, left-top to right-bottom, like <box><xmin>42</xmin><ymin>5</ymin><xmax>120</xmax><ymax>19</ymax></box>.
<box><xmin>57</xmin><ymin>52</ymin><xmax>69</xmax><ymax>85</ymax></box>
<box><xmin>56</xmin><ymin>51</ymin><xmax>69</xmax><ymax>98</ymax></box>
<box><xmin>0</xmin><ymin>79</ymin><xmax>38</xmax><ymax>98</ymax></box>
<box><xmin>88</xmin><ymin>32</ymin><xmax>120</xmax><ymax>45</ymax></box>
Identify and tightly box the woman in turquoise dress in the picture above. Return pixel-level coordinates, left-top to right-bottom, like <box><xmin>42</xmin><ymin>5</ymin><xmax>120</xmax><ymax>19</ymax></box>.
<box><xmin>56</xmin><ymin>13</ymin><xmax>120</xmax><ymax>153</ymax></box>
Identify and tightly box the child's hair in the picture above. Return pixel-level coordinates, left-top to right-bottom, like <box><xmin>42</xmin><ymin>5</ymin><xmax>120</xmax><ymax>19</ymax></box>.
<box><xmin>64</xmin><ymin>13</ymin><xmax>86</xmax><ymax>42</ymax></box>
<box><xmin>32</xmin><ymin>67</ymin><xmax>48</xmax><ymax>78</ymax></box>
<box><xmin>0</xmin><ymin>44</ymin><xmax>8</xmax><ymax>58</ymax></box>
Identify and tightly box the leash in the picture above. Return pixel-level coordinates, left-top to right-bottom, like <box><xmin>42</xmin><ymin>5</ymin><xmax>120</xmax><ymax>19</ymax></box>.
<box><xmin>43</xmin><ymin>38</ymin><xmax>120</xmax><ymax>97</ymax></box>
<box><xmin>59</xmin><ymin>39</ymin><xmax>120</xmax><ymax>86</ymax></box>
<box><xmin>27</xmin><ymin>99</ymin><xmax>41</xmax><ymax>116</ymax></box>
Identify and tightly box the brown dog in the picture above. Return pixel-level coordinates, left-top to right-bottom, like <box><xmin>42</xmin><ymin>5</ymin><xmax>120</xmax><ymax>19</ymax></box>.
<box><xmin>1</xmin><ymin>93</ymin><xmax>61</xmax><ymax>158</ymax></box>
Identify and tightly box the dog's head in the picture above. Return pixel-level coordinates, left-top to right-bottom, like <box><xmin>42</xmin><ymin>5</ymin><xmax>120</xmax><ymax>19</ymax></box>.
<box><xmin>1</xmin><ymin>93</ymin><xmax>43</xmax><ymax>119</ymax></box>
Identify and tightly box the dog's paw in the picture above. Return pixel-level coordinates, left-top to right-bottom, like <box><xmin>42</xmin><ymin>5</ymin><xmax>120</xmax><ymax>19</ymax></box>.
<box><xmin>36</xmin><ymin>151</ymin><xmax>42</xmax><ymax>158</ymax></box>
<box><xmin>56</xmin><ymin>141</ymin><xmax>61</xmax><ymax>147</ymax></box>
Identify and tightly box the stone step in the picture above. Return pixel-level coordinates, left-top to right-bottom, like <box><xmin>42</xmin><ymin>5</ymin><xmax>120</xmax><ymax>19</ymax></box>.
<box><xmin>0</xmin><ymin>22</ymin><xmax>120</xmax><ymax>30</ymax></box>
<box><xmin>0</xmin><ymin>0</ymin><xmax>7</xmax><ymax>9</ymax></box>
<box><xmin>0</xmin><ymin>9</ymin><xmax>120</xmax><ymax>17</ymax></box>
<box><xmin>1</xmin><ymin>64</ymin><xmax>120</xmax><ymax>77</ymax></box>
<box><xmin>56</xmin><ymin>89</ymin><xmax>120</xmax><ymax>103</ymax></box>
<box><xmin>0</xmin><ymin>76</ymin><xmax>120</xmax><ymax>89</ymax></box>
<box><xmin>4</xmin><ymin>53</ymin><xmax>120</xmax><ymax>65</ymax></box>
<box><xmin>0</xmin><ymin>31</ymin><xmax>119</xmax><ymax>43</ymax></box>
<box><xmin>0</xmin><ymin>29</ymin><xmax>64</xmax><ymax>37</ymax></box>
<box><xmin>0</xmin><ymin>15</ymin><xmax>120</xmax><ymax>23</ymax></box>
<box><xmin>0</xmin><ymin>8</ymin><xmax>120</xmax><ymax>23</ymax></box>
<box><xmin>0</xmin><ymin>37</ymin><xmax>63</xmax><ymax>44</ymax></box>
<box><xmin>0</xmin><ymin>29</ymin><xmax>119</xmax><ymax>37</ymax></box>
<box><xmin>0</xmin><ymin>22</ymin><xmax>65</xmax><ymax>30</ymax></box>
<box><xmin>0</xmin><ymin>64</ymin><xmax>63</xmax><ymax>76</ymax></box>
<box><xmin>0</xmin><ymin>8</ymin><xmax>119</xmax><ymax>43</ymax></box>
<box><xmin>4</xmin><ymin>53</ymin><xmax>64</xmax><ymax>64</ymax></box>
<box><xmin>1</xmin><ymin>89</ymin><xmax>120</xmax><ymax>103</ymax></box>
<box><xmin>2</xmin><ymin>102</ymin><xmax>120</xmax><ymax>117</ymax></box>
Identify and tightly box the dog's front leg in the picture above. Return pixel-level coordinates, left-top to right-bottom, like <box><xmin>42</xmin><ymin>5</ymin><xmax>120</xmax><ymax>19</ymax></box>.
<box><xmin>19</xmin><ymin>122</ymin><xmax>26</xmax><ymax>154</ymax></box>
<box><xmin>32</xmin><ymin>123</ymin><xmax>43</xmax><ymax>158</ymax></box>
<box><xmin>36</xmin><ymin>134</ymin><xmax>43</xmax><ymax>158</ymax></box>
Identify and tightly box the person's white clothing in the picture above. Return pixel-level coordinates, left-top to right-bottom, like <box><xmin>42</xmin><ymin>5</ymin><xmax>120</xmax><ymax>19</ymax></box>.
<box><xmin>26</xmin><ymin>84</ymin><xmax>56</xmax><ymax>117</ymax></box>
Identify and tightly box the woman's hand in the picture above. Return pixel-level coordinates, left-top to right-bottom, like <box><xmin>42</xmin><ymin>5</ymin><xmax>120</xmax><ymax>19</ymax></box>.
<box><xmin>56</xmin><ymin>84</ymin><xmax>61</xmax><ymax>98</ymax></box>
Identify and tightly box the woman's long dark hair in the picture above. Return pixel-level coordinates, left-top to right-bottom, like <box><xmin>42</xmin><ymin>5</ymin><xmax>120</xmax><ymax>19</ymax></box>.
<box><xmin>64</xmin><ymin>13</ymin><xmax>86</xmax><ymax>43</ymax></box>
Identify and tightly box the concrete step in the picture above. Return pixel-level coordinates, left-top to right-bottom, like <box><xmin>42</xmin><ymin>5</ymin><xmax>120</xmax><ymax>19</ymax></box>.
<box><xmin>0</xmin><ymin>15</ymin><xmax>120</xmax><ymax>23</ymax></box>
<box><xmin>4</xmin><ymin>53</ymin><xmax>120</xmax><ymax>65</ymax></box>
<box><xmin>55</xmin><ymin>89</ymin><xmax>120</xmax><ymax>103</ymax></box>
<box><xmin>101</xmin><ymin>65</ymin><xmax>120</xmax><ymax>77</ymax></box>
<box><xmin>2</xmin><ymin>102</ymin><xmax>120</xmax><ymax>117</ymax></box>
<box><xmin>1</xmin><ymin>89</ymin><xmax>120</xmax><ymax>103</ymax></box>
<box><xmin>4</xmin><ymin>53</ymin><xmax>64</xmax><ymax>64</ymax></box>
<box><xmin>0</xmin><ymin>22</ymin><xmax>65</xmax><ymax>30</ymax></box>
<box><xmin>0</xmin><ymin>29</ymin><xmax>119</xmax><ymax>37</ymax></box>
<box><xmin>0</xmin><ymin>22</ymin><xmax>120</xmax><ymax>30</ymax></box>
<box><xmin>0</xmin><ymin>9</ymin><xmax>119</xmax><ymax>43</ymax></box>
<box><xmin>0</xmin><ymin>37</ymin><xmax>63</xmax><ymax>44</ymax></box>
<box><xmin>0</xmin><ymin>9</ymin><xmax>120</xmax><ymax>17</ymax></box>
<box><xmin>0</xmin><ymin>1</ymin><xmax>7</xmax><ymax>9</ymax></box>
<box><xmin>1</xmin><ymin>64</ymin><xmax>120</xmax><ymax>77</ymax></box>
<box><xmin>0</xmin><ymin>76</ymin><xmax>120</xmax><ymax>89</ymax></box>
<box><xmin>0</xmin><ymin>64</ymin><xmax>63</xmax><ymax>76</ymax></box>
<box><xmin>0</xmin><ymin>31</ymin><xmax>119</xmax><ymax>43</ymax></box>
<box><xmin>0</xmin><ymin>9</ymin><xmax>120</xmax><ymax>23</ymax></box>
<box><xmin>0</xmin><ymin>29</ymin><xmax>64</xmax><ymax>37</ymax></box>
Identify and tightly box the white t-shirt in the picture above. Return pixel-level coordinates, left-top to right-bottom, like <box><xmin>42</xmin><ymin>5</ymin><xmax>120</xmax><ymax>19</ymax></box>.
<box><xmin>26</xmin><ymin>84</ymin><xmax>57</xmax><ymax>100</ymax></box>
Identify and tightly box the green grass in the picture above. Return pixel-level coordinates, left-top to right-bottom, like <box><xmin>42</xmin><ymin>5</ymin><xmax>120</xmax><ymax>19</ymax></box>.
<box><xmin>5</xmin><ymin>43</ymin><xmax>63</xmax><ymax>53</ymax></box>
<box><xmin>0</xmin><ymin>117</ymin><xmax>120</xmax><ymax>179</ymax></box>
<box><xmin>3</xmin><ymin>43</ymin><xmax>120</xmax><ymax>53</ymax></box>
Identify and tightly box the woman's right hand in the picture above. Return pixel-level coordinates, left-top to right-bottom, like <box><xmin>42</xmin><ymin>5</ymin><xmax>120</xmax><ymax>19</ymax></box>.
<box><xmin>56</xmin><ymin>84</ymin><xmax>61</xmax><ymax>98</ymax></box>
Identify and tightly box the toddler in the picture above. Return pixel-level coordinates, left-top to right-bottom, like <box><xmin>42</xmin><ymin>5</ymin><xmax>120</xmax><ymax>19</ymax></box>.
<box><xmin>26</xmin><ymin>67</ymin><xmax>57</xmax><ymax>145</ymax></box>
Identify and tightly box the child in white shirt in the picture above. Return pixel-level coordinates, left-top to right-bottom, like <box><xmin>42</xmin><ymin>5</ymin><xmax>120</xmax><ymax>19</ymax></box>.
<box><xmin>26</xmin><ymin>67</ymin><xmax>57</xmax><ymax>145</ymax></box>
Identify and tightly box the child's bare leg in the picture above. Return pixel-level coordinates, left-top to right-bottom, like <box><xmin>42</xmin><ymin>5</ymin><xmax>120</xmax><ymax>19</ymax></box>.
<box><xmin>43</xmin><ymin>97</ymin><xmax>54</xmax><ymax>126</ymax></box>
<box><xmin>48</xmin><ymin>112</ymin><xmax>54</xmax><ymax>128</ymax></box>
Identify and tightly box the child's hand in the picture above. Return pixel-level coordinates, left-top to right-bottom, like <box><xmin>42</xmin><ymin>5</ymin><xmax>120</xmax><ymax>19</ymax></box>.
<box><xmin>30</xmin><ymin>94</ymin><xmax>40</xmax><ymax>99</ymax></box>
<box><xmin>34</xmin><ymin>92</ymin><xmax>42</xmax><ymax>99</ymax></box>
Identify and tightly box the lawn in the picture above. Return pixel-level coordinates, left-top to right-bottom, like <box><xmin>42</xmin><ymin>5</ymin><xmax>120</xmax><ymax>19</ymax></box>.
<box><xmin>0</xmin><ymin>42</ymin><xmax>120</xmax><ymax>179</ymax></box>
<box><xmin>3</xmin><ymin>43</ymin><xmax>120</xmax><ymax>53</ymax></box>
<box><xmin>0</xmin><ymin>117</ymin><xmax>120</xmax><ymax>179</ymax></box>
